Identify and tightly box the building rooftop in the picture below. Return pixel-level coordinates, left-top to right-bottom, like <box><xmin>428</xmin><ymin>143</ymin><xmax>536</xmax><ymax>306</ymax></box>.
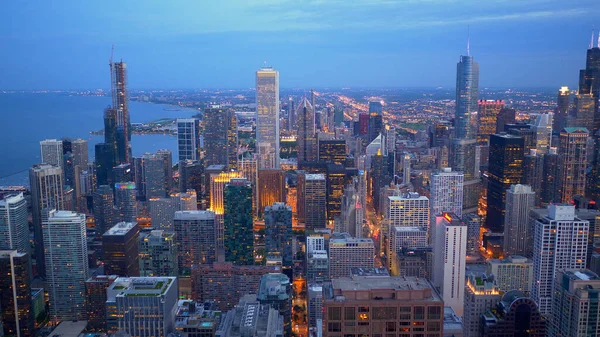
<box><xmin>115</xmin><ymin>182</ymin><xmax>136</xmax><ymax>190</ymax></box>
<box><xmin>350</xmin><ymin>267</ymin><xmax>390</xmax><ymax>277</ymax></box>
<box><xmin>393</xmin><ymin>226</ymin><xmax>427</xmax><ymax>232</ymax></box>
<box><xmin>329</xmin><ymin>275</ymin><xmax>440</xmax><ymax>297</ymax></box>
<box><xmin>330</xmin><ymin>237</ymin><xmax>374</xmax><ymax>246</ymax></box>
<box><xmin>48</xmin><ymin>321</ymin><xmax>88</xmax><ymax>337</ymax></box>
<box><xmin>566</xmin><ymin>270</ymin><xmax>600</xmax><ymax>281</ymax></box>
<box><xmin>174</xmin><ymin>210</ymin><xmax>215</xmax><ymax>220</ymax></box>
<box><xmin>107</xmin><ymin>277</ymin><xmax>176</xmax><ymax>299</ymax></box>
<box><xmin>443</xmin><ymin>307</ymin><xmax>463</xmax><ymax>334</ymax></box>
<box><xmin>104</xmin><ymin>222</ymin><xmax>137</xmax><ymax>236</ymax></box>
<box><xmin>488</xmin><ymin>255</ymin><xmax>531</xmax><ymax>265</ymax></box>
<box><xmin>175</xmin><ymin>300</ymin><xmax>222</xmax><ymax>331</ymax></box>
<box><xmin>304</xmin><ymin>173</ymin><xmax>326</xmax><ymax>180</ymax></box>
<box><xmin>388</xmin><ymin>193</ymin><xmax>428</xmax><ymax>201</ymax></box>
<box><xmin>257</xmin><ymin>273</ymin><xmax>290</xmax><ymax>301</ymax></box>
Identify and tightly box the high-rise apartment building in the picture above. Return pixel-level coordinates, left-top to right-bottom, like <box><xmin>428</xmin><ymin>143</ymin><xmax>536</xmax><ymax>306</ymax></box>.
<box><xmin>224</xmin><ymin>179</ymin><xmax>253</xmax><ymax>265</ymax></box>
<box><xmin>102</xmin><ymin>222</ymin><xmax>140</xmax><ymax>277</ymax></box>
<box><xmin>504</xmin><ymin>184</ymin><xmax>536</xmax><ymax>257</ymax></box>
<box><xmin>477</xmin><ymin>100</ymin><xmax>504</xmax><ymax>145</ymax></box>
<box><xmin>0</xmin><ymin>193</ymin><xmax>29</xmax><ymax>254</ymax></box>
<box><xmin>43</xmin><ymin>210</ymin><xmax>88</xmax><ymax>323</ymax></box>
<box><xmin>432</xmin><ymin>213</ymin><xmax>467</xmax><ymax>316</ymax></box>
<box><xmin>485</xmin><ymin>133</ymin><xmax>524</xmax><ymax>233</ymax></box>
<box><xmin>455</xmin><ymin>54</ymin><xmax>479</xmax><ymax>139</ymax></box>
<box><xmin>322</xmin><ymin>275</ymin><xmax>444</xmax><ymax>337</ymax></box>
<box><xmin>256</xmin><ymin>66</ymin><xmax>280</xmax><ymax>169</ymax></box>
<box><xmin>139</xmin><ymin>229</ymin><xmax>178</xmax><ymax>277</ymax></box>
<box><xmin>463</xmin><ymin>273</ymin><xmax>501</xmax><ymax>337</ymax></box>
<box><xmin>463</xmin><ymin>213</ymin><xmax>481</xmax><ymax>255</ymax></box>
<box><xmin>148</xmin><ymin>197</ymin><xmax>178</xmax><ymax>229</ymax></box>
<box><xmin>430</xmin><ymin>168</ymin><xmax>464</xmax><ymax>220</ymax></box>
<box><xmin>203</xmin><ymin>106</ymin><xmax>238</xmax><ymax>169</ymax></box>
<box><xmin>558</xmin><ymin>127</ymin><xmax>588</xmax><ymax>203</ymax></box>
<box><xmin>487</xmin><ymin>255</ymin><xmax>533</xmax><ymax>293</ymax></box>
<box><xmin>114</xmin><ymin>182</ymin><xmax>137</xmax><ymax>222</ymax></box>
<box><xmin>523</xmin><ymin>149</ymin><xmax>544</xmax><ymax>205</ymax></box>
<box><xmin>298</xmin><ymin>173</ymin><xmax>327</xmax><ymax>230</ymax></box>
<box><xmin>106</xmin><ymin>277</ymin><xmax>178</xmax><ymax>336</ymax></box>
<box><xmin>139</xmin><ymin>152</ymin><xmax>168</xmax><ymax>199</ymax></box>
<box><xmin>29</xmin><ymin>164</ymin><xmax>64</xmax><ymax>277</ymax></box>
<box><xmin>177</xmin><ymin>118</ymin><xmax>201</xmax><ymax>161</ymax></box>
<box><xmin>174</xmin><ymin>210</ymin><xmax>216</xmax><ymax>274</ymax></box>
<box><xmin>531</xmin><ymin>204</ymin><xmax>589</xmax><ymax>314</ymax></box>
<box><xmin>265</xmin><ymin>202</ymin><xmax>293</xmax><ymax>269</ymax></box>
<box><xmin>85</xmin><ymin>274</ymin><xmax>117</xmax><ymax>331</ymax></box>
<box><xmin>329</xmin><ymin>236</ymin><xmax>374</xmax><ymax>278</ymax></box>
<box><xmin>0</xmin><ymin>251</ymin><xmax>33</xmax><ymax>337</ymax></box>
<box><xmin>257</xmin><ymin>273</ymin><xmax>292</xmax><ymax>335</ymax></box>
<box><xmin>297</xmin><ymin>97</ymin><xmax>317</xmax><ymax>163</ymax></box>
<box><xmin>93</xmin><ymin>185</ymin><xmax>116</xmax><ymax>237</ymax></box>
<box><xmin>550</xmin><ymin>270</ymin><xmax>600</xmax><ymax>337</ymax></box>
<box><xmin>40</xmin><ymin>139</ymin><xmax>64</xmax><ymax>168</ymax></box>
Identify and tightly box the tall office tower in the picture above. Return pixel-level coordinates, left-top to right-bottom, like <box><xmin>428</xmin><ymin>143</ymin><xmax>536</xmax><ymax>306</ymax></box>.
<box><xmin>495</xmin><ymin>107</ymin><xmax>516</xmax><ymax>134</ymax></box>
<box><xmin>112</xmin><ymin>163</ymin><xmax>133</xmax><ymax>185</ymax></box>
<box><xmin>455</xmin><ymin>53</ymin><xmax>480</xmax><ymax>139</ymax></box>
<box><xmin>216</xmin><ymin>294</ymin><xmax>284</xmax><ymax>337</ymax></box>
<box><xmin>40</xmin><ymin>138</ymin><xmax>63</xmax><ymax>168</ymax></box>
<box><xmin>179</xmin><ymin>160</ymin><xmax>203</xmax><ymax>202</ymax></box>
<box><xmin>522</xmin><ymin>149</ymin><xmax>544</xmax><ymax>205</ymax></box>
<box><xmin>387</xmin><ymin>193</ymin><xmax>430</xmax><ymax>262</ymax></box>
<box><xmin>357</xmin><ymin>112</ymin><xmax>369</xmax><ymax>135</ymax></box>
<box><xmin>541</xmin><ymin>147</ymin><xmax>561</xmax><ymax>204</ymax></box>
<box><xmin>139</xmin><ymin>229</ymin><xmax>178</xmax><ymax>277</ymax></box>
<box><xmin>256</xmin><ymin>66</ymin><xmax>280</xmax><ymax>169</ymax></box>
<box><xmin>555</xmin><ymin>86</ymin><xmax>571</xmax><ymax>132</ymax></box>
<box><xmin>579</xmin><ymin>39</ymin><xmax>600</xmax><ymax>112</ymax></box>
<box><xmin>367</xmin><ymin>113</ymin><xmax>384</xmax><ymax>145</ymax></box>
<box><xmin>322</xmin><ymin>275</ymin><xmax>444</xmax><ymax>337</ymax></box>
<box><xmin>192</xmin><ymin>263</ymin><xmax>277</xmax><ymax>311</ymax></box>
<box><xmin>156</xmin><ymin>149</ymin><xmax>173</xmax><ymax>193</ymax></box>
<box><xmin>534</xmin><ymin>113</ymin><xmax>553</xmax><ymax>153</ymax></box>
<box><xmin>257</xmin><ymin>273</ymin><xmax>292</xmax><ymax>336</ymax></box>
<box><xmin>0</xmin><ymin>193</ymin><xmax>29</xmax><ymax>254</ymax></box>
<box><xmin>572</xmin><ymin>93</ymin><xmax>596</xmax><ymax>132</ymax></box>
<box><xmin>43</xmin><ymin>210</ymin><xmax>88</xmax><ymax>323</ymax></box>
<box><xmin>481</xmin><ymin>291</ymin><xmax>546</xmax><ymax>336</ymax></box>
<box><xmin>430</xmin><ymin>168</ymin><xmax>464</xmax><ymax>221</ymax></box>
<box><xmin>550</xmin><ymin>270</ymin><xmax>600</xmax><ymax>337</ymax></box>
<box><xmin>531</xmin><ymin>204</ymin><xmax>589</xmax><ymax>314</ymax></box>
<box><xmin>287</xmin><ymin>96</ymin><xmax>296</xmax><ymax>131</ymax></box>
<box><xmin>265</xmin><ymin>203</ymin><xmax>292</xmax><ymax>269</ymax></box>
<box><xmin>71</xmin><ymin>138</ymin><xmax>88</xmax><ymax>168</ymax></box>
<box><xmin>463</xmin><ymin>213</ymin><xmax>481</xmax><ymax>255</ymax></box>
<box><xmin>85</xmin><ymin>275</ymin><xmax>117</xmax><ymax>331</ymax></box>
<box><xmin>432</xmin><ymin>213</ymin><xmax>467</xmax><ymax>316</ymax></box>
<box><xmin>297</xmin><ymin>97</ymin><xmax>317</xmax><ymax>164</ymax></box>
<box><xmin>140</xmin><ymin>152</ymin><xmax>168</xmax><ymax>199</ymax></box>
<box><xmin>370</xmin><ymin>151</ymin><xmax>392</xmax><ymax>213</ymax></box>
<box><xmin>558</xmin><ymin>127</ymin><xmax>589</xmax><ymax>203</ymax></box>
<box><xmin>108</xmin><ymin>59</ymin><xmax>131</xmax><ymax>164</ymax></box>
<box><xmin>506</xmin><ymin>123</ymin><xmax>536</xmax><ymax>154</ymax></box>
<box><xmin>223</xmin><ymin>178</ymin><xmax>253</xmax><ymax>265</ymax></box>
<box><xmin>148</xmin><ymin>197</ymin><xmax>177</xmax><ymax>229</ymax></box>
<box><xmin>0</xmin><ymin>251</ymin><xmax>33</xmax><ymax>337</ymax></box>
<box><xmin>93</xmin><ymin>185</ymin><xmax>115</xmax><ymax>236</ymax></box>
<box><xmin>504</xmin><ymin>184</ymin><xmax>535</xmax><ymax>257</ymax></box>
<box><xmin>203</xmin><ymin>105</ymin><xmax>238</xmax><ymax>169</ymax></box>
<box><xmin>94</xmin><ymin>142</ymin><xmax>114</xmax><ymax>186</ymax></box>
<box><xmin>114</xmin><ymin>182</ymin><xmax>137</xmax><ymax>222</ymax></box>
<box><xmin>485</xmin><ymin>133</ymin><xmax>524</xmax><ymax>233</ymax></box>
<box><xmin>102</xmin><ymin>222</ymin><xmax>140</xmax><ymax>277</ymax></box>
<box><xmin>238</xmin><ymin>156</ymin><xmax>259</xmax><ymax>216</ymax></box>
<box><xmin>477</xmin><ymin>100</ymin><xmax>504</xmax><ymax>145</ymax></box>
<box><xmin>463</xmin><ymin>273</ymin><xmax>501</xmax><ymax>337</ymax></box>
<box><xmin>174</xmin><ymin>210</ymin><xmax>216</xmax><ymax>274</ymax></box>
<box><xmin>329</xmin><ymin>236</ymin><xmax>375</xmax><ymax>278</ymax></box>
<box><xmin>177</xmin><ymin>118</ymin><xmax>200</xmax><ymax>161</ymax></box>
<box><xmin>486</xmin><ymin>256</ymin><xmax>533</xmax><ymax>293</ymax></box>
<box><xmin>388</xmin><ymin>227</ymin><xmax>428</xmax><ymax>271</ymax></box>
<box><xmin>325</xmin><ymin>163</ymin><xmax>345</xmax><ymax>222</ymax></box>
<box><xmin>258</xmin><ymin>169</ymin><xmax>286</xmax><ymax>217</ymax></box>
<box><xmin>318</xmin><ymin>139</ymin><xmax>346</xmax><ymax>164</ymax></box>
<box><xmin>307</xmin><ymin>284</ymin><xmax>323</xmax><ymax>332</ymax></box>
<box><xmin>208</xmin><ymin>170</ymin><xmax>242</xmax><ymax>216</ymax></box>
<box><xmin>106</xmin><ymin>277</ymin><xmax>178</xmax><ymax>335</ymax></box>
<box><xmin>29</xmin><ymin>164</ymin><xmax>64</xmax><ymax>277</ymax></box>
<box><xmin>297</xmin><ymin>173</ymin><xmax>327</xmax><ymax>230</ymax></box>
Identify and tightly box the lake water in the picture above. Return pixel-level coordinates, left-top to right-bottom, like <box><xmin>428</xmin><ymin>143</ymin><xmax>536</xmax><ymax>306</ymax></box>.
<box><xmin>0</xmin><ymin>93</ymin><xmax>198</xmax><ymax>186</ymax></box>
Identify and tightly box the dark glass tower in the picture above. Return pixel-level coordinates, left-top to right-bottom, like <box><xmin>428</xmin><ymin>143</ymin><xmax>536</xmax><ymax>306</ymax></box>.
<box><xmin>264</xmin><ymin>203</ymin><xmax>293</xmax><ymax>270</ymax></box>
<box><xmin>296</xmin><ymin>97</ymin><xmax>317</xmax><ymax>164</ymax></box>
<box><xmin>109</xmin><ymin>60</ymin><xmax>131</xmax><ymax>164</ymax></box>
<box><xmin>485</xmin><ymin>133</ymin><xmax>524</xmax><ymax>233</ymax></box>
<box><xmin>455</xmin><ymin>55</ymin><xmax>480</xmax><ymax>139</ymax></box>
<box><xmin>0</xmin><ymin>251</ymin><xmax>33</xmax><ymax>337</ymax></box>
<box><xmin>203</xmin><ymin>105</ymin><xmax>238</xmax><ymax>169</ymax></box>
<box><xmin>223</xmin><ymin>178</ymin><xmax>254</xmax><ymax>265</ymax></box>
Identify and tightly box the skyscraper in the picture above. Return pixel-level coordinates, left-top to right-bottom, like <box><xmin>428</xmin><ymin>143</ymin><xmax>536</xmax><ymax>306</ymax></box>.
<box><xmin>297</xmin><ymin>97</ymin><xmax>317</xmax><ymax>163</ymax></box>
<box><xmin>177</xmin><ymin>118</ymin><xmax>201</xmax><ymax>161</ymax></box>
<box><xmin>463</xmin><ymin>273</ymin><xmax>501</xmax><ymax>337</ymax></box>
<box><xmin>555</xmin><ymin>86</ymin><xmax>571</xmax><ymax>132</ymax></box>
<box><xmin>0</xmin><ymin>193</ymin><xmax>29</xmax><ymax>254</ymax></box>
<box><xmin>503</xmin><ymin>184</ymin><xmax>535</xmax><ymax>257</ymax></box>
<box><xmin>534</xmin><ymin>113</ymin><xmax>553</xmax><ymax>153</ymax></box>
<box><xmin>85</xmin><ymin>274</ymin><xmax>117</xmax><ymax>331</ymax></box>
<box><xmin>432</xmin><ymin>213</ymin><xmax>467</xmax><ymax>316</ymax></box>
<box><xmin>531</xmin><ymin>204</ymin><xmax>589</xmax><ymax>314</ymax></box>
<box><xmin>223</xmin><ymin>178</ymin><xmax>254</xmax><ymax>265</ymax></box>
<box><xmin>258</xmin><ymin>169</ymin><xmax>286</xmax><ymax>217</ymax></box>
<box><xmin>102</xmin><ymin>222</ymin><xmax>140</xmax><ymax>277</ymax></box>
<box><xmin>29</xmin><ymin>164</ymin><xmax>64</xmax><ymax>277</ymax></box>
<box><xmin>256</xmin><ymin>66</ymin><xmax>280</xmax><ymax>169</ymax></box>
<box><xmin>477</xmin><ymin>99</ymin><xmax>504</xmax><ymax>145</ymax></box>
<box><xmin>108</xmin><ymin>59</ymin><xmax>131</xmax><ymax>164</ymax></box>
<box><xmin>541</xmin><ymin>147</ymin><xmax>561</xmax><ymax>204</ymax></box>
<box><xmin>140</xmin><ymin>152</ymin><xmax>168</xmax><ymax>199</ymax></box>
<box><xmin>430</xmin><ymin>168</ymin><xmax>464</xmax><ymax>220</ymax></box>
<box><xmin>0</xmin><ymin>250</ymin><xmax>33</xmax><ymax>337</ymax></box>
<box><xmin>578</xmin><ymin>39</ymin><xmax>600</xmax><ymax>112</ymax></box>
<box><xmin>328</xmin><ymin>236</ymin><xmax>375</xmax><ymax>278</ymax></box>
<box><xmin>481</xmin><ymin>291</ymin><xmax>546</xmax><ymax>336</ymax></box>
<box><xmin>40</xmin><ymin>139</ymin><xmax>64</xmax><ymax>168</ymax></box>
<box><xmin>203</xmin><ymin>105</ymin><xmax>238</xmax><ymax>169</ymax></box>
<box><xmin>455</xmin><ymin>53</ymin><xmax>480</xmax><ymax>139</ymax></box>
<box><xmin>523</xmin><ymin>149</ymin><xmax>544</xmax><ymax>205</ymax></box>
<box><xmin>572</xmin><ymin>93</ymin><xmax>595</xmax><ymax>132</ymax></box>
<box><xmin>139</xmin><ymin>229</ymin><xmax>178</xmax><ymax>277</ymax></box>
<box><xmin>43</xmin><ymin>210</ymin><xmax>89</xmax><ymax>323</ymax></box>
<box><xmin>265</xmin><ymin>202</ymin><xmax>293</xmax><ymax>270</ymax></box>
<box><xmin>297</xmin><ymin>173</ymin><xmax>327</xmax><ymax>230</ymax></box>
<box><xmin>257</xmin><ymin>273</ymin><xmax>292</xmax><ymax>336</ymax></box>
<box><xmin>93</xmin><ymin>185</ymin><xmax>115</xmax><ymax>236</ymax></box>
<box><xmin>174</xmin><ymin>210</ymin><xmax>216</xmax><ymax>274</ymax></box>
<box><xmin>485</xmin><ymin>133</ymin><xmax>524</xmax><ymax>233</ymax></box>
<box><xmin>114</xmin><ymin>182</ymin><xmax>137</xmax><ymax>222</ymax></box>
<box><xmin>558</xmin><ymin>127</ymin><xmax>588</xmax><ymax>203</ymax></box>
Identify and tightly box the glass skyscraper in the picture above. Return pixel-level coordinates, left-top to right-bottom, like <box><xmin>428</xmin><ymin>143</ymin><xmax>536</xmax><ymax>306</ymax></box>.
<box><xmin>223</xmin><ymin>178</ymin><xmax>254</xmax><ymax>265</ymax></box>
<box><xmin>455</xmin><ymin>55</ymin><xmax>480</xmax><ymax>139</ymax></box>
<box><xmin>256</xmin><ymin>66</ymin><xmax>280</xmax><ymax>169</ymax></box>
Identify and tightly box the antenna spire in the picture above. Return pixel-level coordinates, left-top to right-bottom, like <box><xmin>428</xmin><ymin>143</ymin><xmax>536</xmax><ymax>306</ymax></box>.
<box><xmin>597</xmin><ymin>29</ymin><xmax>600</xmax><ymax>48</ymax></box>
<box><xmin>467</xmin><ymin>25</ymin><xmax>471</xmax><ymax>56</ymax></box>
<box><xmin>110</xmin><ymin>45</ymin><xmax>114</xmax><ymax>64</ymax></box>
<box><xmin>591</xmin><ymin>29</ymin><xmax>595</xmax><ymax>49</ymax></box>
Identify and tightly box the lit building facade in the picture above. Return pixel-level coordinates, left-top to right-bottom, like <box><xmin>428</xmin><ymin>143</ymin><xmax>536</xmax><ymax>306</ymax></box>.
<box><xmin>256</xmin><ymin>66</ymin><xmax>280</xmax><ymax>169</ymax></box>
<box><xmin>223</xmin><ymin>178</ymin><xmax>254</xmax><ymax>265</ymax></box>
<box><xmin>174</xmin><ymin>210</ymin><xmax>216</xmax><ymax>274</ymax></box>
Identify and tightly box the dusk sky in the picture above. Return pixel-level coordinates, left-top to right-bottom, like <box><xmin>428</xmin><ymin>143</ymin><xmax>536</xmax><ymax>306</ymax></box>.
<box><xmin>2</xmin><ymin>0</ymin><xmax>600</xmax><ymax>89</ymax></box>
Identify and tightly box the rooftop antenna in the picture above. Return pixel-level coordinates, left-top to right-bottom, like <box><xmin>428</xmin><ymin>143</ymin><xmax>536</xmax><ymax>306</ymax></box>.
<box><xmin>110</xmin><ymin>44</ymin><xmax>114</xmax><ymax>64</ymax></box>
<box><xmin>467</xmin><ymin>25</ymin><xmax>471</xmax><ymax>56</ymax></box>
<box><xmin>597</xmin><ymin>28</ymin><xmax>600</xmax><ymax>48</ymax></box>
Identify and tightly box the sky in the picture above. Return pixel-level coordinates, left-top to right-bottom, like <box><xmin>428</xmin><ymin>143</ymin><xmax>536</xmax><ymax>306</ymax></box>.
<box><xmin>1</xmin><ymin>0</ymin><xmax>600</xmax><ymax>90</ymax></box>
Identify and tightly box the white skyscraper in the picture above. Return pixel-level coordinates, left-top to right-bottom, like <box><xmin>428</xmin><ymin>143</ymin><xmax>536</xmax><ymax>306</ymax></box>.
<box><xmin>256</xmin><ymin>66</ymin><xmax>280</xmax><ymax>169</ymax></box>
<box><xmin>177</xmin><ymin>118</ymin><xmax>200</xmax><ymax>161</ymax></box>
<box><xmin>43</xmin><ymin>210</ymin><xmax>88</xmax><ymax>323</ymax></box>
<box><xmin>0</xmin><ymin>193</ymin><xmax>29</xmax><ymax>254</ymax></box>
<box><xmin>432</xmin><ymin>213</ymin><xmax>467</xmax><ymax>316</ymax></box>
<box><xmin>328</xmin><ymin>236</ymin><xmax>375</xmax><ymax>278</ymax></box>
<box><xmin>531</xmin><ymin>204</ymin><xmax>589</xmax><ymax>315</ymax></box>
<box><xmin>504</xmin><ymin>184</ymin><xmax>536</xmax><ymax>256</ymax></box>
<box><xmin>534</xmin><ymin>113</ymin><xmax>553</xmax><ymax>153</ymax></box>
<box><xmin>430</xmin><ymin>167</ymin><xmax>464</xmax><ymax>222</ymax></box>
<box><xmin>386</xmin><ymin>193</ymin><xmax>429</xmax><ymax>262</ymax></box>
<box><xmin>40</xmin><ymin>139</ymin><xmax>63</xmax><ymax>168</ymax></box>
